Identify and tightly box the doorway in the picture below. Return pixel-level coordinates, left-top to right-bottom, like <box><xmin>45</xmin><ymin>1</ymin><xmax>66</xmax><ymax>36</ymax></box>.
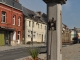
<box><xmin>42</xmin><ymin>34</ymin><xmax>43</xmax><ymax>42</ymax></box>
<box><xmin>0</xmin><ymin>31</ymin><xmax>5</xmax><ymax>46</ymax></box>
<box><xmin>5</xmin><ymin>31</ymin><xmax>13</xmax><ymax>46</ymax></box>
<box><xmin>5</xmin><ymin>31</ymin><xmax>10</xmax><ymax>45</ymax></box>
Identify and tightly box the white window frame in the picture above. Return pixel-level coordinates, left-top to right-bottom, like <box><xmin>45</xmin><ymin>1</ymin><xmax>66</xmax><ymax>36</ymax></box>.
<box><xmin>18</xmin><ymin>17</ymin><xmax>21</xmax><ymax>26</ymax></box>
<box><xmin>2</xmin><ymin>11</ymin><xmax>6</xmax><ymax>23</ymax></box>
<box><xmin>13</xmin><ymin>15</ymin><xmax>16</xmax><ymax>25</ymax></box>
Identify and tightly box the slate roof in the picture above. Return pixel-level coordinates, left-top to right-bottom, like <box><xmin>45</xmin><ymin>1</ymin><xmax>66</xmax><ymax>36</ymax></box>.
<box><xmin>22</xmin><ymin>6</ymin><xmax>35</xmax><ymax>17</ymax></box>
<box><xmin>22</xmin><ymin>6</ymin><xmax>47</xmax><ymax>24</ymax></box>
<box><xmin>34</xmin><ymin>13</ymin><xmax>47</xmax><ymax>24</ymax></box>
<box><xmin>42</xmin><ymin>13</ymin><xmax>47</xmax><ymax>23</ymax></box>
<box><xmin>0</xmin><ymin>0</ymin><xmax>22</xmax><ymax>11</ymax></box>
<box><xmin>0</xmin><ymin>0</ymin><xmax>47</xmax><ymax>24</ymax></box>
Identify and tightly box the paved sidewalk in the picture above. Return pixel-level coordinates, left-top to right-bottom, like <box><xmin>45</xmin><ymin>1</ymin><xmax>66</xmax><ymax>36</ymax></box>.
<box><xmin>62</xmin><ymin>44</ymin><xmax>80</xmax><ymax>60</ymax></box>
<box><xmin>0</xmin><ymin>43</ymin><xmax>46</xmax><ymax>52</ymax></box>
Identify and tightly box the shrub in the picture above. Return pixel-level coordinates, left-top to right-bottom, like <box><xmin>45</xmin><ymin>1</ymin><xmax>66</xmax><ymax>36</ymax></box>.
<box><xmin>29</xmin><ymin>48</ymin><xmax>40</xmax><ymax>60</ymax></box>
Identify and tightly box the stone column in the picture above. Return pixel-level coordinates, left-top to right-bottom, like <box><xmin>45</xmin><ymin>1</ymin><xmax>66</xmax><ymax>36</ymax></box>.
<box><xmin>43</xmin><ymin>0</ymin><xmax>67</xmax><ymax>60</ymax></box>
<box><xmin>47</xmin><ymin>3</ymin><xmax>62</xmax><ymax>60</ymax></box>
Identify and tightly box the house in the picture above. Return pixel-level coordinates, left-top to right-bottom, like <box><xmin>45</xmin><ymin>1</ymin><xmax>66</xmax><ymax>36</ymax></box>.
<box><xmin>0</xmin><ymin>0</ymin><xmax>23</xmax><ymax>46</ymax></box>
<box><xmin>22</xmin><ymin>7</ymin><xmax>47</xmax><ymax>44</ymax></box>
<box><xmin>70</xmin><ymin>28</ymin><xmax>77</xmax><ymax>43</ymax></box>
<box><xmin>62</xmin><ymin>24</ymin><xmax>71</xmax><ymax>44</ymax></box>
<box><xmin>75</xmin><ymin>28</ymin><xmax>80</xmax><ymax>37</ymax></box>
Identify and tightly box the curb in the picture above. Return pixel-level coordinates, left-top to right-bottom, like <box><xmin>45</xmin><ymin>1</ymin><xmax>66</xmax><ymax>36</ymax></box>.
<box><xmin>0</xmin><ymin>44</ymin><xmax>46</xmax><ymax>52</ymax></box>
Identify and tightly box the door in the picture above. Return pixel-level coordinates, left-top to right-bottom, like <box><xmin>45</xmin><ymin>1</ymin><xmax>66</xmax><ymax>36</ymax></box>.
<box><xmin>18</xmin><ymin>31</ymin><xmax>20</xmax><ymax>44</ymax></box>
<box><xmin>0</xmin><ymin>32</ymin><xmax>5</xmax><ymax>46</ymax></box>
<box><xmin>5</xmin><ymin>31</ymin><xmax>10</xmax><ymax>45</ymax></box>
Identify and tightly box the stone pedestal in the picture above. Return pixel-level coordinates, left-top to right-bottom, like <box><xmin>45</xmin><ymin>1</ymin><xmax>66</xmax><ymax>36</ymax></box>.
<box><xmin>48</xmin><ymin>30</ymin><xmax>57</xmax><ymax>60</ymax></box>
<box><xmin>47</xmin><ymin>3</ymin><xmax>62</xmax><ymax>60</ymax></box>
<box><xmin>43</xmin><ymin>0</ymin><xmax>67</xmax><ymax>60</ymax></box>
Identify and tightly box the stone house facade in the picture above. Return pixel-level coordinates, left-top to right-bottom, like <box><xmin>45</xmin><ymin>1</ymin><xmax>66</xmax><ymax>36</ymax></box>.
<box><xmin>22</xmin><ymin>7</ymin><xmax>47</xmax><ymax>44</ymax></box>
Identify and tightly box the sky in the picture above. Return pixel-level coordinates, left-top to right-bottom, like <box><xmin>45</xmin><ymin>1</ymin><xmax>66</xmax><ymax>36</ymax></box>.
<box><xmin>19</xmin><ymin>0</ymin><xmax>80</xmax><ymax>29</ymax></box>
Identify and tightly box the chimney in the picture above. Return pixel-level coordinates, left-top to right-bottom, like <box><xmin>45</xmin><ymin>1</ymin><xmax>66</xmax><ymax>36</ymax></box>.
<box><xmin>15</xmin><ymin>0</ymin><xmax>19</xmax><ymax>2</ymax></box>
<box><xmin>37</xmin><ymin>11</ymin><xmax>42</xmax><ymax>15</ymax></box>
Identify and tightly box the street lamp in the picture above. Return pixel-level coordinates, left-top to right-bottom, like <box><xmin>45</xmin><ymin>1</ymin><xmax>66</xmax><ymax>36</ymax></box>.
<box><xmin>30</xmin><ymin>14</ymin><xmax>34</xmax><ymax>46</ymax></box>
<box><xmin>31</xmin><ymin>14</ymin><xmax>41</xmax><ymax>46</ymax></box>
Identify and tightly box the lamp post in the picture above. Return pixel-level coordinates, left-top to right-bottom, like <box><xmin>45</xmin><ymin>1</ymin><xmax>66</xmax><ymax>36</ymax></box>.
<box><xmin>31</xmin><ymin>15</ymin><xmax>40</xmax><ymax>46</ymax></box>
<box><xmin>31</xmin><ymin>21</ymin><xmax>33</xmax><ymax>46</ymax></box>
<box><xmin>31</xmin><ymin>15</ymin><xmax>34</xmax><ymax>46</ymax></box>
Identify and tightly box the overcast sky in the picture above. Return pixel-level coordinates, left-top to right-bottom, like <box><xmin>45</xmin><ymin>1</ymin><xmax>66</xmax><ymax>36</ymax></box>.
<box><xmin>19</xmin><ymin>0</ymin><xmax>80</xmax><ymax>29</ymax></box>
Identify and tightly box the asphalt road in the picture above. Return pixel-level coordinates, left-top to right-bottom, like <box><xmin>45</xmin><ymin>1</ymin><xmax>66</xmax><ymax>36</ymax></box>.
<box><xmin>0</xmin><ymin>46</ymin><xmax>46</xmax><ymax>60</ymax></box>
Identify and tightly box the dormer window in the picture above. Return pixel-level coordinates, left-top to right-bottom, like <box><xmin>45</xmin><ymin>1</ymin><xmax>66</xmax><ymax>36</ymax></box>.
<box><xmin>45</xmin><ymin>26</ymin><xmax>46</xmax><ymax>30</ymax></box>
<box><xmin>29</xmin><ymin>14</ymin><xmax>34</xmax><ymax>18</ymax></box>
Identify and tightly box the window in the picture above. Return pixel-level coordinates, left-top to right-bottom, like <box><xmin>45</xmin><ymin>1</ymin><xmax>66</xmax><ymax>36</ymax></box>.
<box><xmin>37</xmin><ymin>33</ymin><xmax>38</xmax><ymax>36</ymax></box>
<box><xmin>31</xmin><ymin>31</ymin><xmax>33</xmax><ymax>34</ymax></box>
<box><xmin>18</xmin><ymin>31</ymin><xmax>20</xmax><ymax>40</ymax></box>
<box><xmin>28</xmin><ymin>30</ymin><xmax>30</xmax><ymax>33</ymax></box>
<box><xmin>38</xmin><ymin>24</ymin><xmax>39</xmax><ymax>28</ymax></box>
<box><xmin>13</xmin><ymin>15</ymin><xmax>16</xmax><ymax>25</ymax></box>
<box><xmin>34</xmin><ymin>31</ymin><xmax>36</xmax><ymax>33</ymax></box>
<box><xmin>36</xmin><ymin>23</ymin><xmax>37</xmax><ymax>25</ymax></box>
<box><xmin>41</xmin><ymin>24</ymin><xmax>42</xmax><ymax>29</ymax></box>
<box><xmin>33</xmin><ymin>22</ymin><xmax>34</xmax><ymax>27</ymax></box>
<box><xmin>36</xmin><ymin>22</ymin><xmax>38</xmax><ymax>25</ymax></box>
<box><xmin>29</xmin><ymin>21</ymin><xmax>31</xmax><ymax>27</ymax></box>
<box><xmin>45</xmin><ymin>26</ymin><xmax>46</xmax><ymax>30</ymax></box>
<box><xmin>2</xmin><ymin>11</ymin><xmax>6</xmax><ymax>23</ymax></box>
<box><xmin>33</xmin><ymin>32</ymin><xmax>36</xmax><ymax>38</ymax></box>
<box><xmin>33</xmin><ymin>35</ymin><xmax>35</xmax><ymax>38</ymax></box>
<box><xmin>28</xmin><ymin>35</ymin><xmax>31</xmax><ymax>37</ymax></box>
<box><xmin>18</xmin><ymin>17</ymin><xmax>21</xmax><ymax>26</ymax></box>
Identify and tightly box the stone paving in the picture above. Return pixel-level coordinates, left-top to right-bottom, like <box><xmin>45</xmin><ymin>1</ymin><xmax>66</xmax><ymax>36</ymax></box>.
<box><xmin>62</xmin><ymin>44</ymin><xmax>80</xmax><ymax>60</ymax></box>
<box><xmin>0</xmin><ymin>43</ymin><xmax>80</xmax><ymax>60</ymax></box>
<box><xmin>15</xmin><ymin>44</ymin><xmax>80</xmax><ymax>60</ymax></box>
